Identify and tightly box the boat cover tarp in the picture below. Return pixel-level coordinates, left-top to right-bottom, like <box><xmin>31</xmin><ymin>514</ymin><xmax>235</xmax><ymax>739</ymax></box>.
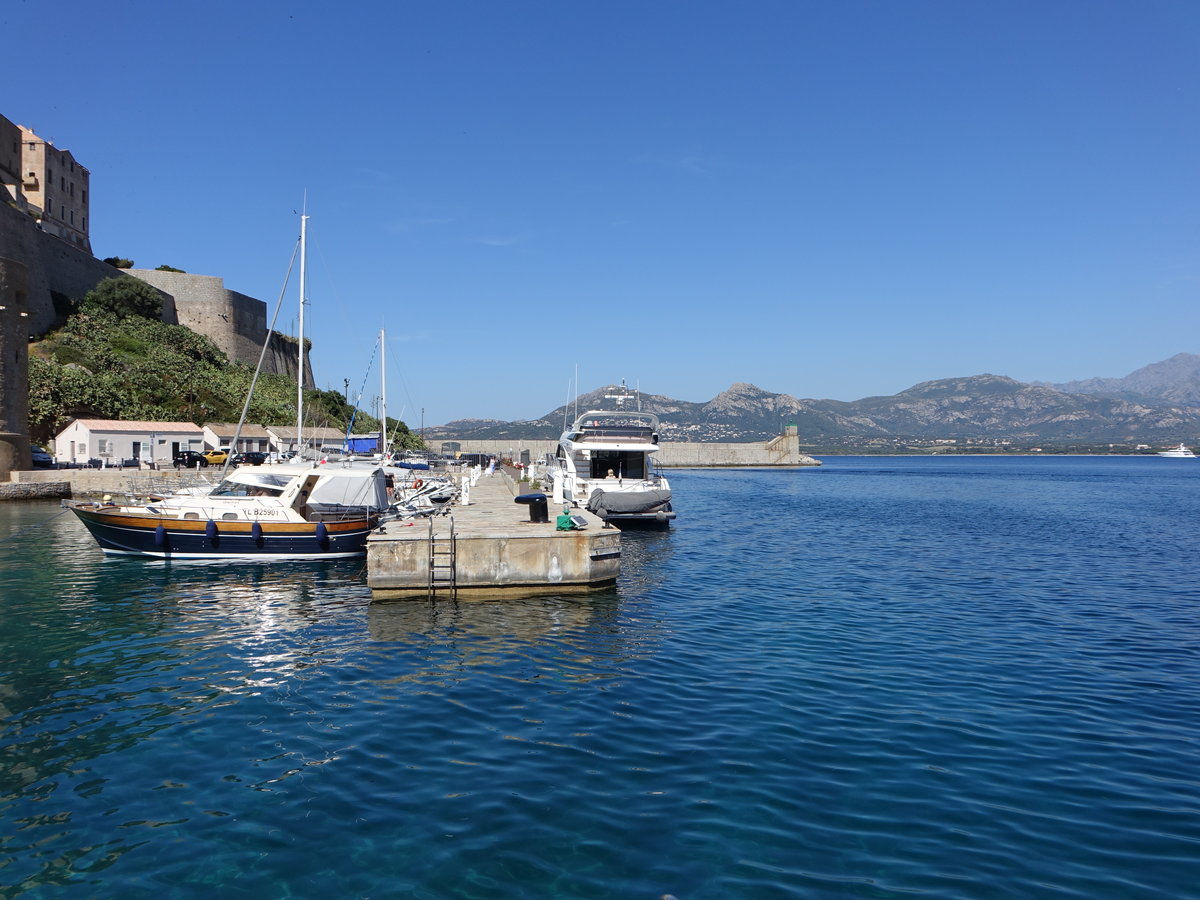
<box><xmin>309</xmin><ymin>471</ymin><xmax>390</xmax><ymax>511</ymax></box>
<box><xmin>586</xmin><ymin>488</ymin><xmax>672</xmax><ymax>517</ymax></box>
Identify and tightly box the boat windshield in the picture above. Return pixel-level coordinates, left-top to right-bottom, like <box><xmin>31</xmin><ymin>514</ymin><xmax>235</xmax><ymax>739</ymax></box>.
<box><xmin>210</xmin><ymin>473</ymin><xmax>293</xmax><ymax>498</ymax></box>
<box><xmin>573</xmin><ymin>413</ymin><xmax>658</xmax><ymax>442</ymax></box>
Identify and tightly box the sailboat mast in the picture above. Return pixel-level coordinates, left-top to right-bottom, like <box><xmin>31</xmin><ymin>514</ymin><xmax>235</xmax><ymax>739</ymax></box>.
<box><xmin>379</xmin><ymin>328</ymin><xmax>387</xmax><ymax>455</ymax></box>
<box><xmin>296</xmin><ymin>213</ymin><xmax>308</xmax><ymax>454</ymax></box>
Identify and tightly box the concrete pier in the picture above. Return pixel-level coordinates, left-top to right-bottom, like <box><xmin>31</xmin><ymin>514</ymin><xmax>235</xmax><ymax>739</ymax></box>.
<box><xmin>367</xmin><ymin>472</ymin><xmax>622</xmax><ymax>600</ymax></box>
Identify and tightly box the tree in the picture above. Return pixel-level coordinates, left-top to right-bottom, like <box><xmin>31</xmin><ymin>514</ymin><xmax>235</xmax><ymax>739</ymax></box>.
<box><xmin>155</xmin><ymin>264</ymin><xmax>186</xmax><ymax>273</ymax></box>
<box><xmin>80</xmin><ymin>276</ymin><xmax>163</xmax><ymax>321</ymax></box>
<box><xmin>101</xmin><ymin>257</ymin><xmax>134</xmax><ymax>268</ymax></box>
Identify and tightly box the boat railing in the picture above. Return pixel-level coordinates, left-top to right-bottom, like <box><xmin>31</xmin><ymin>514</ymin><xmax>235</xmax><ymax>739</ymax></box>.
<box><xmin>575</xmin><ymin>426</ymin><xmax>655</xmax><ymax>442</ymax></box>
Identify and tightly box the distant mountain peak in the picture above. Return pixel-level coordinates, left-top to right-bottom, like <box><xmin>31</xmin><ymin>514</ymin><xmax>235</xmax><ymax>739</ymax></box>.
<box><xmin>1049</xmin><ymin>352</ymin><xmax>1200</xmax><ymax>404</ymax></box>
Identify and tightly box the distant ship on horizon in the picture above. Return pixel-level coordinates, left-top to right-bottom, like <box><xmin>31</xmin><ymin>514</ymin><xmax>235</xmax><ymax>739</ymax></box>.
<box><xmin>1157</xmin><ymin>443</ymin><xmax>1196</xmax><ymax>458</ymax></box>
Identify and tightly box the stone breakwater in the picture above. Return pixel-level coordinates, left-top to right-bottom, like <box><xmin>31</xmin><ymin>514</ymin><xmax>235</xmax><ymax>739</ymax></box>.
<box><xmin>448</xmin><ymin>429</ymin><xmax>821</xmax><ymax>468</ymax></box>
<box><xmin>1</xmin><ymin>468</ymin><xmax>212</xmax><ymax>501</ymax></box>
<box><xmin>0</xmin><ymin>481</ymin><xmax>71</xmax><ymax>500</ymax></box>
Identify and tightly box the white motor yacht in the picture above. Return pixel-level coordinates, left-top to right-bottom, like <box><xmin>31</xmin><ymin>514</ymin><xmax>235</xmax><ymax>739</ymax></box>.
<box><xmin>549</xmin><ymin>387</ymin><xmax>675</xmax><ymax>528</ymax></box>
<box><xmin>1157</xmin><ymin>443</ymin><xmax>1196</xmax><ymax>458</ymax></box>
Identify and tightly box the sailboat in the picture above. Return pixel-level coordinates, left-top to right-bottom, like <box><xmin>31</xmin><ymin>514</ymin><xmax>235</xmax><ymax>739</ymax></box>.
<box><xmin>65</xmin><ymin>211</ymin><xmax>387</xmax><ymax>559</ymax></box>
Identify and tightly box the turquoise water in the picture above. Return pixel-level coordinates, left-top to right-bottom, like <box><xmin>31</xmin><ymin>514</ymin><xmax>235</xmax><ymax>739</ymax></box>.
<box><xmin>2</xmin><ymin>457</ymin><xmax>1199</xmax><ymax>898</ymax></box>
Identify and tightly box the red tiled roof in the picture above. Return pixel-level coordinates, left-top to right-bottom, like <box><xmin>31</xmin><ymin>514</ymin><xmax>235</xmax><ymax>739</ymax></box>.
<box><xmin>67</xmin><ymin>419</ymin><xmax>204</xmax><ymax>433</ymax></box>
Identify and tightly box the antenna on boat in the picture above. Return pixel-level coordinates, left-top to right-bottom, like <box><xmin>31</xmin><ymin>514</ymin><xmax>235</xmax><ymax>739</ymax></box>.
<box><xmin>379</xmin><ymin>328</ymin><xmax>386</xmax><ymax>456</ymax></box>
<box><xmin>605</xmin><ymin>379</ymin><xmax>634</xmax><ymax>410</ymax></box>
<box><xmin>563</xmin><ymin>377</ymin><xmax>572</xmax><ymax>431</ymax></box>
<box><xmin>296</xmin><ymin>198</ymin><xmax>309</xmax><ymax>457</ymax></box>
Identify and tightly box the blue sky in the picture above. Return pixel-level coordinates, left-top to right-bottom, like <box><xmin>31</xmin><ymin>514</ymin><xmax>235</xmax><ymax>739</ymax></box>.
<box><xmin>7</xmin><ymin>0</ymin><xmax>1198</xmax><ymax>427</ymax></box>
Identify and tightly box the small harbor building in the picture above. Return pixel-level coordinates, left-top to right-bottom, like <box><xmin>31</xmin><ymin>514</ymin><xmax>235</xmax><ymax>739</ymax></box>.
<box><xmin>54</xmin><ymin>419</ymin><xmax>204</xmax><ymax>467</ymax></box>
<box><xmin>202</xmin><ymin>423</ymin><xmax>273</xmax><ymax>454</ymax></box>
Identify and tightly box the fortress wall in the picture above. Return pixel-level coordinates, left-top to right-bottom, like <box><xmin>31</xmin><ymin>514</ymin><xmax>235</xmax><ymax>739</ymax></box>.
<box><xmin>130</xmin><ymin>269</ymin><xmax>236</xmax><ymax>348</ymax></box>
<box><xmin>128</xmin><ymin>269</ymin><xmax>310</xmax><ymax>385</ymax></box>
<box><xmin>0</xmin><ymin>202</ymin><xmax>171</xmax><ymax>335</ymax></box>
<box><xmin>0</xmin><ymin>256</ymin><xmax>31</xmax><ymax>475</ymax></box>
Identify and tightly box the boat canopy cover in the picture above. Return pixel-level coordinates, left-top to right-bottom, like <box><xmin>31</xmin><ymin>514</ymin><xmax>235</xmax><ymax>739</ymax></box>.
<box><xmin>223</xmin><ymin>463</ymin><xmax>390</xmax><ymax>510</ymax></box>
<box><xmin>586</xmin><ymin>488</ymin><xmax>672</xmax><ymax>517</ymax></box>
<box><xmin>309</xmin><ymin>470</ymin><xmax>390</xmax><ymax>510</ymax></box>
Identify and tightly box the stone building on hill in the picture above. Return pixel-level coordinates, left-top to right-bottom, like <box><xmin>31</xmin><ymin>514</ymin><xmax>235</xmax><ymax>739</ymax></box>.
<box><xmin>1</xmin><ymin>114</ymin><xmax>91</xmax><ymax>252</ymax></box>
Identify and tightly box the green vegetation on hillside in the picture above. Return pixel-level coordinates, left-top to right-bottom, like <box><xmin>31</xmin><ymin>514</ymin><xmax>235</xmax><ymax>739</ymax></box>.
<box><xmin>28</xmin><ymin>277</ymin><xmax>423</xmax><ymax>451</ymax></box>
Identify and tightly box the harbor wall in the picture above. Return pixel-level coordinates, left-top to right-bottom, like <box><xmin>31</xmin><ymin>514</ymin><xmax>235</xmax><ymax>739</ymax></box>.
<box><xmin>3</xmin><ymin>466</ymin><xmax>213</xmax><ymax>498</ymax></box>
<box><xmin>445</xmin><ymin>426</ymin><xmax>819</xmax><ymax>467</ymax></box>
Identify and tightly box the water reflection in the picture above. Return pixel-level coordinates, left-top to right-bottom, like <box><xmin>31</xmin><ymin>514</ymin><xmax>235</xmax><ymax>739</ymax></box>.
<box><xmin>0</xmin><ymin>502</ymin><xmax>686</xmax><ymax>896</ymax></box>
<box><xmin>368</xmin><ymin>591</ymin><xmax>618</xmax><ymax>641</ymax></box>
<box><xmin>613</xmin><ymin>527</ymin><xmax>675</xmax><ymax>595</ymax></box>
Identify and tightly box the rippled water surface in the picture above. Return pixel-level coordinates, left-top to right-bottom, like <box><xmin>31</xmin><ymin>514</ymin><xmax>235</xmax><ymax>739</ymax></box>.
<box><xmin>2</xmin><ymin>457</ymin><xmax>1199</xmax><ymax>898</ymax></box>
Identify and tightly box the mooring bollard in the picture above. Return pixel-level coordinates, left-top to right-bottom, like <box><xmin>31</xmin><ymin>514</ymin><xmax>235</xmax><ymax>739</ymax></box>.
<box><xmin>514</xmin><ymin>492</ymin><xmax>549</xmax><ymax>523</ymax></box>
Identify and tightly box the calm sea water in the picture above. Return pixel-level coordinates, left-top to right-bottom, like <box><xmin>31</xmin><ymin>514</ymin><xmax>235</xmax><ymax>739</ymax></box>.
<box><xmin>2</xmin><ymin>457</ymin><xmax>1199</xmax><ymax>899</ymax></box>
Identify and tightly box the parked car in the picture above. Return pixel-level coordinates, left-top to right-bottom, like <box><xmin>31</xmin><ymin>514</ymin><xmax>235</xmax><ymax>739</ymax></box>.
<box><xmin>232</xmin><ymin>451</ymin><xmax>268</xmax><ymax>466</ymax></box>
<box><xmin>201</xmin><ymin>449</ymin><xmax>229</xmax><ymax>465</ymax></box>
<box><xmin>31</xmin><ymin>445</ymin><xmax>54</xmax><ymax>468</ymax></box>
<box><xmin>174</xmin><ymin>450</ymin><xmax>209</xmax><ymax>468</ymax></box>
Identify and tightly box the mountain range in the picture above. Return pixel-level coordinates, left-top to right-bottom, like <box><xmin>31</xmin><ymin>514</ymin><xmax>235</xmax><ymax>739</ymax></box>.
<box><xmin>428</xmin><ymin>353</ymin><xmax>1200</xmax><ymax>448</ymax></box>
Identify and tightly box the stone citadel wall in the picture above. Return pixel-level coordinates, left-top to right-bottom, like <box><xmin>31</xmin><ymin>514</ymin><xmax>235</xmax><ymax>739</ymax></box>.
<box><xmin>129</xmin><ymin>269</ymin><xmax>310</xmax><ymax>386</ymax></box>
<box><xmin>0</xmin><ymin>255</ymin><xmax>31</xmax><ymax>475</ymax></box>
<box><xmin>0</xmin><ymin>201</ymin><xmax>174</xmax><ymax>335</ymax></box>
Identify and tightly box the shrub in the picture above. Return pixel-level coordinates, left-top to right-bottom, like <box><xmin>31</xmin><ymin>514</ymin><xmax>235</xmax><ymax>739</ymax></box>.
<box><xmin>80</xmin><ymin>276</ymin><xmax>163</xmax><ymax>321</ymax></box>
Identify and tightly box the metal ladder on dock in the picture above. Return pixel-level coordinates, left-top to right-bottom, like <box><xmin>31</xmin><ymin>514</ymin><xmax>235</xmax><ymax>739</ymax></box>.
<box><xmin>427</xmin><ymin>515</ymin><xmax>457</xmax><ymax>598</ymax></box>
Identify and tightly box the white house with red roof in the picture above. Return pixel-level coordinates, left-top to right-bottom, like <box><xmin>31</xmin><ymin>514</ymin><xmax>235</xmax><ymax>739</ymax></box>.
<box><xmin>53</xmin><ymin>419</ymin><xmax>205</xmax><ymax>467</ymax></box>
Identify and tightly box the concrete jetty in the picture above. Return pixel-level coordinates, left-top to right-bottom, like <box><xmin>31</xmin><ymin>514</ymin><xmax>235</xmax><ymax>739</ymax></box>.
<box><xmin>367</xmin><ymin>471</ymin><xmax>621</xmax><ymax>600</ymax></box>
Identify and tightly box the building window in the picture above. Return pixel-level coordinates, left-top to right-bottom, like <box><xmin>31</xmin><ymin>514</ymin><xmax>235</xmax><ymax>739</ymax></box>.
<box><xmin>98</xmin><ymin>439</ymin><xmax>111</xmax><ymax>456</ymax></box>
